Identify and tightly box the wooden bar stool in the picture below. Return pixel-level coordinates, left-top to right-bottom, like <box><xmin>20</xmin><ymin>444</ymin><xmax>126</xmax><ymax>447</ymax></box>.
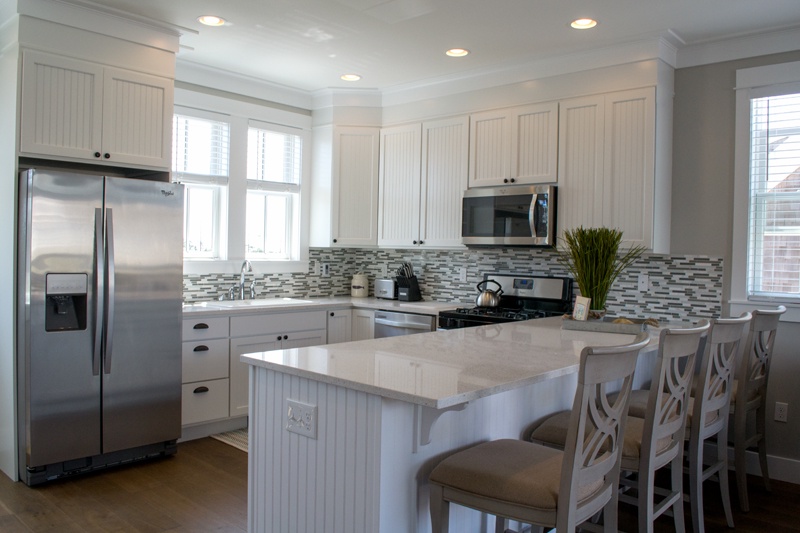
<box><xmin>530</xmin><ymin>321</ymin><xmax>710</xmax><ymax>532</ymax></box>
<box><xmin>428</xmin><ymin>333</ymin><xmax>650</xmax><ymax>533</ymax></box>
<box><xmin>731</xmin><ymin>305</ymin><xmax>785</xmax><ymax>512</ymax></box>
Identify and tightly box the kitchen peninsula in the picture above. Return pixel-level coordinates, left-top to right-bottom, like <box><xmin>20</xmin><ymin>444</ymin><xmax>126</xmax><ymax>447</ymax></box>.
<box><xmin>242</xmin><ymin>316</ymin><xmax>661</xmax><ymax>533</ymax></box>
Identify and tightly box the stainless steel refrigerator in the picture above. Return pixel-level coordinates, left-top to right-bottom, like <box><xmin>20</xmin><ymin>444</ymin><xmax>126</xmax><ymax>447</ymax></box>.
<box><xmin>16</xmin><ymin>168</ymin><xmax>184</xmax><ymax>485</ymax></box>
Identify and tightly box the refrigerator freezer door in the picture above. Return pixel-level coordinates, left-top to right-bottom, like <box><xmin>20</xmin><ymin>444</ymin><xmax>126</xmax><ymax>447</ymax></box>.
<box><xmin>101</xmin><ymin>177</ymin><xmax>183</xmax><ymax>453</ymax></box>
<box><xmin>20</xmin><ymin>170</ymin><xmax>104</xmax><ymax>467</ymax></box>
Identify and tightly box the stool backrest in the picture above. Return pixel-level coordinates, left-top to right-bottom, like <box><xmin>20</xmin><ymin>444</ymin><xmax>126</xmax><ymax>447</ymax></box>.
<box><xmin>559</xmin><ymin>332</ymin><xmax>650</xmax><ymax>526</ymax></box>
<box><xmin>737</xmin><ymin>306</ymin><xmax>785</xmax><ymax>407</ymax></box>
<box><xmin>693</xmin><ymin>313</ymin><xmax>752</xmax><ymax>437</ymax></box>
<box><xmin>642</xmin><ymin>321</ymin><xmax>710</xmax><ymax>467</ymax></box>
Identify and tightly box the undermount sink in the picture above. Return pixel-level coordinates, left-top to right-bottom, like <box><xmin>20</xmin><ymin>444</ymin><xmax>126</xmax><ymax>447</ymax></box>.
<box><xmin>211</xmin><ymin>298</ymin><xmax>313</xmax><ymax>308</ymax></box>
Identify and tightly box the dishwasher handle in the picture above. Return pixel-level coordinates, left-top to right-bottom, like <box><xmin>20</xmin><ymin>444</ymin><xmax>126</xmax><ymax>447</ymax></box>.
<box><xmin>374</xmin><ymin>317</ymin><xmax>434</xmax><ymax>330</ymax></box>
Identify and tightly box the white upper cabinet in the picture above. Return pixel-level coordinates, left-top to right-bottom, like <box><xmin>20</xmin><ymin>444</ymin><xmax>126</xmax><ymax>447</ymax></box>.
<box><xmin>469</xmin><ymin>102</ymin><xmax>558</xmax><ymax>187</ymax></box>
<box><xmin>19</xmin><ymin>50</ymin><xmax>173</xmax><ymax>170</ymax></box>
<box><xmin>311</xmin><ymin>126</ymin><xmax>380</xmax><ymax>247</ymax></box>
<box><xmin>557</xmin><ymin>87</ymin><xmax>658</xmax><ymax>251</ymax></box>
<box><xmin>378</xmin><ymin>117</ymin><xmax>468</xmax><ymax>248</ymax></box>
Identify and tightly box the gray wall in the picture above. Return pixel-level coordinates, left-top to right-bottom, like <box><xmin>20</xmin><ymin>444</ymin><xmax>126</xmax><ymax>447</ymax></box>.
<box><xmin>672</xmin><ymin>50</ymin><xmax>800</xmax><ymax>469</ymax></box>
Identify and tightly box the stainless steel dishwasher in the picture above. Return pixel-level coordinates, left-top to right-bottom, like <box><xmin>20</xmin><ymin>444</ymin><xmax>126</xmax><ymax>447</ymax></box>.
<box><xmin>373</xmin><ymin>310</ymin><xmax>436</xmax><ymax>338</ymax></box>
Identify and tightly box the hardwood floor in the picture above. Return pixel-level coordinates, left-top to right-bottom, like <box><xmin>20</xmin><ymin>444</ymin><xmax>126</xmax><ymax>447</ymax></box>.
<box><xmin>0</xmin><ymin>437</ymin><xmax>798</xmax><ymax>532</ymax></box>
<box><xmin>0</xmin><ymin>438</ymin><xmax>248</xmax><ymax>532</ymax></box>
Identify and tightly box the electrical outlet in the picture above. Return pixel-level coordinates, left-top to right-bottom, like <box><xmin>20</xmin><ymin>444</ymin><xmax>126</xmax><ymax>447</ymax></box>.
<box><xmin>459</xmin><ymin>267</ymin><xmax>467</xmax><ymax>283</ymax></box>
<box><xmin>286</xmin><ymin>399</ymin><xmax>317</xmax><ymax>438</ymax></box>
<box><xmin>380</xmin><ymin>263</ymin><xmax>388</xmax><ymax>277</ymax></box>
<box><xmin>321</xmin><ymin>263</ymin><xmax>330</xmax><ymax>277</ymax></box>
<box><xmin>637</xmin><ymin>273</ymin><xmax>650</xmax><ymax>292</ymax></box>
<box><xmin>775</xmin><ymin>402</ymin><xmax>788</xmax><ymax>423</ymax></box>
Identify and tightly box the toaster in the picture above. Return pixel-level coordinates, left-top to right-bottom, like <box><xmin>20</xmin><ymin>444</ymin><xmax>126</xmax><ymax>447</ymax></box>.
<box><xmin>374</xmin><ymin>278</ymin><xmax>398</xmax><ymax>300</ymax></box>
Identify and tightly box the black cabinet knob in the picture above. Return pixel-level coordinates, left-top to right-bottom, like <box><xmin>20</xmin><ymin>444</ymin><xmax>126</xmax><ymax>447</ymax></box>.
<box><xmin>104</xmin><ymin>153</ymin><xmax>111</xmax><ymax>159</ymax></box>
<box><xmin>503</xmin><ymin>178</ymin><xmax>509</xmax><ymax>183</ymax></box>
<box><xmin>333</xmin><ymin>238</ymin><xmax>338</xmax><ymax>243</ymax></box>
<box><xmin>510</xmin><ymin>178</ymin><xmax>516</xmax><ymax>183</ymax></box>
<box><xmin>277</xmin><ymin>336</ymin><xmax>282</xmax><ymax>341</ymax></box>
<box><xmin>413</xmin><ymin>240</ymin><xmax>418</xmax><ymax>245</ymax></box>
<box><xmin>94</xmin><ymin>152</ymin><xmax>101</xmax><ymax>158</ymax></box>
<box><xmin>419</xmin><ymin>240</ymin><xmax>424</xmax><ymax>245</ymax></box>
<box><xmin>330</xmin><ymin>312</ymin><xmax>334</xmax><ymax>317</ymax></box>
<box><xmin>283</xmin><ymin>335</ymin><xmax>288</xmax><ymax>340</ymax></box>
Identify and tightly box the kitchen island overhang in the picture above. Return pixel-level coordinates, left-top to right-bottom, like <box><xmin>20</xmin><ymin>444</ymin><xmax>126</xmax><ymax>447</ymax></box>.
<box><xmin>242</xmin><ymin>316</ymin><xmax>661</xmax><ymax>533</ymax></box>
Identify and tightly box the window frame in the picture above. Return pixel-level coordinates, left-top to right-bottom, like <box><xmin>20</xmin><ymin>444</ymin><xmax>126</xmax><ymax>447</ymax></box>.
<box><xmin>730</xmin><ymin>60</ymin><xmax>800</xmax><ymax>321</ymax></box>
<box><xmin>174</xmin><ymin>87</ymin><xmax>312</xmax><ymax>276</ymax></box>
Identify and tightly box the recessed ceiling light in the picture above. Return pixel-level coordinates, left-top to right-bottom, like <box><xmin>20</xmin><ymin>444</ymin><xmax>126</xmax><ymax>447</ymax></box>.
<box><xmin>446</xmin><ymin>48</ymin><xmax>469</xmax><ymax>57</ymax></box>
<box><xmin>340</xmin><ymin>74</ymin><xmax>361</xmax><ymax>82</ymax></box>
<box><xmin>197</xmin><ymin>15</ymin><xmax>226</xmax><ymax>26</ymax></box>
<box><xmin>570</xmin><ymin>18</ymin><xmax>597</xmax><ymax>30</ymax></box>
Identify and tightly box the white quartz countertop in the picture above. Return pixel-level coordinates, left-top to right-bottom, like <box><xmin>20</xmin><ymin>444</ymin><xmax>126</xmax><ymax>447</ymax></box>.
<box><xmin>182</xmin><ymin>296</ymin><xmax>460</xmax><ymax>317</ymax></box>
<box><xmin>240</xmin><ymin>316</ymin><xmax>662</xmax><ymax>409</ymax></box>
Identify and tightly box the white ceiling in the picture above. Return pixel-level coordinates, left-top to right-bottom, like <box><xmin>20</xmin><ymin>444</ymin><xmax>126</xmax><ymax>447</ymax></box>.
<box><xmin>75</xmin><ymin>0</ymin><xmax>800</xmax><ymax>93</ymax></box>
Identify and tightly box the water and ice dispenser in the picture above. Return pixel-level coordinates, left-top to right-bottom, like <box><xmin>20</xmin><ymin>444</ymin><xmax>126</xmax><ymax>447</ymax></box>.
<box><xmin>45</xmin><ymin>273</ymin><xmax>88</xmax><ymax>332</ymax></box>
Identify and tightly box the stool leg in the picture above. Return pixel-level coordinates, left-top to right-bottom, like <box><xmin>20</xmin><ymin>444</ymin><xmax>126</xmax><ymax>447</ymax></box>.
<box><xmin>717</xmin><ymin>430</ymin><xmax>735</xmax><ymax>528</ymax></box>
<box><xmin>734</xmin><ymin>407</ymin><xmax>750</xmax><ymax>512</ymax></box>
<box><xmin>756</xmin><ymin>401</ymin><xmax>771</xmax><ymax>492</ymax></box>
<box><xmin>690</xmin><ymin>434</ymin><xmax>705</xmax><ymax>533</ymax></box>
<box><xmin>429</xmin><ymin>484</ymin><xmax>450</xmax><ymax>533</ymax></box>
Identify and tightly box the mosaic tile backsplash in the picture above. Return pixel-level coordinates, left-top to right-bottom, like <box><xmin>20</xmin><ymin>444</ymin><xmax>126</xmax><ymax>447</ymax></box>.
<box><xmin>183</xmin><ymin>248</ymin><xmax>723</xmax><ymax>322</ymax></box>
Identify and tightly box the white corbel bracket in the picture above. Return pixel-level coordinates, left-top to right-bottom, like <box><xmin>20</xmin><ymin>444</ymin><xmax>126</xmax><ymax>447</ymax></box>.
<box><xmin>412</xmin><ymin>403</ymin><xmax>468</xmax><ymax>453</ymax></box>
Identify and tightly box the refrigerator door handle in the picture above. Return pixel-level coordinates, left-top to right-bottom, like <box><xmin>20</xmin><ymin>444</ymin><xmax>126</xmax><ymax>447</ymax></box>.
<box><xmin>103</xmin><ymin>208</ymin><xmax>116</xmax><ymax>374</ymax></box>
<box><xmin>93</xmin><ymin>208</ymin><xmax>104</xmax><ymax>376</ymax></box>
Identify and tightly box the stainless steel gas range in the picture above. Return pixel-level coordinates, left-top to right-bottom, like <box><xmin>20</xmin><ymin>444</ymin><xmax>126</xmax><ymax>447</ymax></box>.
<box><xmin>438</xmin><ymin>273</ymin><xmax>573</xmax><ymax>330</ymax></box>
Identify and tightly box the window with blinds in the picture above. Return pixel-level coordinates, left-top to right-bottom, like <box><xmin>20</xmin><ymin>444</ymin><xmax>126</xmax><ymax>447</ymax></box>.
<box><xmin>247</xmin><ymin>126</ymin><xmax>302</xmax><ymax>184</ymax></box>
<box><xmin>245</xmin><ymin>122</ymin><xmax>302</xmax><ymax>259</ymax></box>
<box><xmin>172</xmin><ymin>110</ymin><xmax>231</xmax><ymax>259</ymax></box>
<box><xmin>747</xmin><ymin>92</ymin><xmax>800</xmax><ymax>299</ymax></box>
<box><xmin>173</xmin><ymin>113</ymin><xmax>231</xmax><ymax>179</ymax></box>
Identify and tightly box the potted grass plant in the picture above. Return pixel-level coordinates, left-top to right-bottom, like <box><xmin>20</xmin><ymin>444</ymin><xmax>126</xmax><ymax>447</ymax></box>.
<box><xmin>556</xmin><ymin>227</ymin><xmax>645</xmax><ymax>316</ymax></box>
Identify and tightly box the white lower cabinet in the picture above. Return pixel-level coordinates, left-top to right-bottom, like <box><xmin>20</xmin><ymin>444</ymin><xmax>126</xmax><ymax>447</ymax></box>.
<box><xmin>181</xmin><ymin>317</ymin><xmax>230</xmax><ymax>427</ymax></box>
<box><xmin>352</xmin><ymin>309</ymin><xmax>375</xmax><ymax>341</ymax></box>
<box><xmin>182</xmin><ymin>379</ymin><xmax>230</xmax><ymax>426</ymax></box>
<box><xmin>229</xmin><ymin>310</ymin><xmax>327</xmax><ymax>417</ymax></box>
<box><xmin>326</xmin><ymin>309</ymin><xmax>352</xmax><ymax>344</ymax></box>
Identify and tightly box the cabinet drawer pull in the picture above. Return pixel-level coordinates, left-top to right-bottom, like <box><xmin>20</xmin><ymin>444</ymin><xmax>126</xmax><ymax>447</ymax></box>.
<box><xmin>193</xmin><ymin>386</ymin><xmax>210</xmax><ymax>394</ymax></box>
<box><xmin>193</xmin><ymin>345</ymin><xmax>209</xmax><ymax>352</ymax></box>
<box><xmin>193</xmin><ymin>323</ymin><xmax>209</xmax><ymax>330</ymax></box>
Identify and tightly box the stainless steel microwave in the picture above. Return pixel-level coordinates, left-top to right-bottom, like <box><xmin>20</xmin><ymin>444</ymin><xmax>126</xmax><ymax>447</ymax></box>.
<box><xmin>461</xmin><ymin>185</ymin><xmax>556</xmax><ymax>246</ymax></box>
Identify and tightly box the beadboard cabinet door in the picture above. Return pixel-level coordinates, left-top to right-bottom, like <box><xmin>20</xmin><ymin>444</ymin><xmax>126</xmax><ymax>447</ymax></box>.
<box><xmin>419</xmin><ymin>116</ymin><xmax>469</xmax><ymax>248</ymax></box>
<box><xmin>378</xmin><ymin>117</ymin><xmax>468</xmax><ymax>248</ymax></box>
<box><xmin>557</xmin><ymin>88</ymin><xmax>656</xmax><ymax>250</ymax></box>
<box><xmin>378</xmin><ymin>123</ymin><xmax>422</xmax><ymax>247</ymax></box>
<box><xmin>19</xmin><ymin>50</ymin><xmax>172</xmax><ymax>169</ymax></box>
<box><xmin>469</xmin><ymin>102</ymin><xmax>558</xmax><ymax>187</ymax></box>
<box><xmin>331</xmin><ymin>127</ymin><xmax>380</xmax><ymax>247</ymax></box>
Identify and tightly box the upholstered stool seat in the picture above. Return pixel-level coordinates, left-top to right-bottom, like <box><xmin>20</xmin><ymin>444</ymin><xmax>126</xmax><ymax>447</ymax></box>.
<box><xmin>429</xmin><ymin>439</ymin><xmax>604</xmax><ymax>516</ymax></box>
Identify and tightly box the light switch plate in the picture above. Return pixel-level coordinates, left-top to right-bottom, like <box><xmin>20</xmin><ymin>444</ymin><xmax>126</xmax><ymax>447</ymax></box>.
<box><xmin>286</xmin><ymin>399</ymin><xmax>317</xmax><ymax>438</ymax></box>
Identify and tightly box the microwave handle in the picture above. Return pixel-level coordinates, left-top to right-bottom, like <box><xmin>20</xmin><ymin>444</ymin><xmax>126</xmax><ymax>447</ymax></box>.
<box><xmin>529</xmin><ymin>194</ymin><xmax>539</xmax><ymax>236</ymax></box>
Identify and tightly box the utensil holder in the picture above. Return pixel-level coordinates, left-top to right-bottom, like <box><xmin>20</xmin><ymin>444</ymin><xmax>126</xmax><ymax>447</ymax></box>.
<box><xmin>396</xmin><ymin>276</ymin><xmax>422</xmax><ymax>301</ymax></box>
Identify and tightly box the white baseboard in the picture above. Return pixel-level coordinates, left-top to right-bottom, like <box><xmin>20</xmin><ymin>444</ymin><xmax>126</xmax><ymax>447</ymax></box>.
<box><xmin>179</xmin><ymin>416</ymin><xmax>247</xmax><ymax>442</ymax></box>
<box><xmin>704</xmin><ymin>442</ymin><xmax>800</xmax><ymax>485</ymax></box>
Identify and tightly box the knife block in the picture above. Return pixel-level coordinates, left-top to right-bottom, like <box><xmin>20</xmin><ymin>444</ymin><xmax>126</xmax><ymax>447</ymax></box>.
<box><xmin>396</xmin><ymin>276</ymin><xmax>422</xmax><ymax>301</ymax></box>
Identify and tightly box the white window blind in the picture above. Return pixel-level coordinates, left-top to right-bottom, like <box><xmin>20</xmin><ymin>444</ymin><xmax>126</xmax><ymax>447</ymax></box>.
<box><xmin>172</xmin><ymin>109</ymin><xmax>232</xmax><ymax>259</ymax></box>
<box><xmin>173</xmin><ymin>113</ymin><xmax>231</xmax><ymax>180</ymax></box>
<box><xmin>247</xmin><ymin>126</ymin><xmax>302</xmax><ymax>184</ymax></box>
<box><xmin>747</xmin><ymin>92</ymin><xmax>800</xmax><ymax>299</ymax></box>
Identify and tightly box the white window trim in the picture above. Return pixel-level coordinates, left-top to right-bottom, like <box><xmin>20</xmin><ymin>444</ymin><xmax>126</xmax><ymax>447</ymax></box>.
<box><xmin>730</xmin><ymin>60</ymin><xmax>800</xmax><ymax>322</ymax></box>
<box><xmin>175</xmin><ymin>87</ymin><xmax>312</xmax><ymax>276</ymax></box>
